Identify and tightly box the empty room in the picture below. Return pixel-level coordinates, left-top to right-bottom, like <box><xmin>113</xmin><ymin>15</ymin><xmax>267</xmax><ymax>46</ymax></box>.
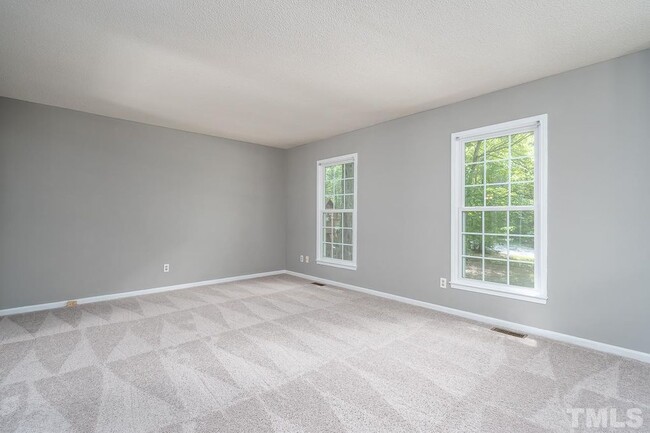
<box><xmin>1</xmin><ymin>1</ymin><xmax>649</xmax><ymax>432</ymax></box>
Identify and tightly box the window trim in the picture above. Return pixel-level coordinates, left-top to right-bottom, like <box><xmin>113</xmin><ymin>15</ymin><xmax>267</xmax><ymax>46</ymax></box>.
<box><xmin>450</xmin><ymin>115</ymin><xmax>547</xmax><ymax>304</ymax></box>
<box><xmin>316</xmin><ymin>153</ymin><xmax>358</xmax><ymax>270</ymax></box>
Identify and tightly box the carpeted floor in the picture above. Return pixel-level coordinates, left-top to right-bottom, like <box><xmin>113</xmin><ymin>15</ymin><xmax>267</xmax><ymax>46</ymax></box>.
<box><xmin>0</xmin><ymin>275</ymin><xmax>648</xmax><ymax>432</ymax></box>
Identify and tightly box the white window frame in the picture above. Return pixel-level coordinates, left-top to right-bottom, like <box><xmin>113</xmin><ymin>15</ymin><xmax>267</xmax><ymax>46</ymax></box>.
<box><xmin>450</xmin><ymin>115</ymin><xmax>547</xmax><ymax>303</ymax></box>
<box><xmin>316</xmin><ymin>153</ymin><xmax>358</xmax><ymax>270</ymax></box>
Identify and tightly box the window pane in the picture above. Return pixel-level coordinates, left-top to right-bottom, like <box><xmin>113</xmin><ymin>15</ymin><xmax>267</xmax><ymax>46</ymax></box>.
<box><xmin>325</xmin><ymin>166</ymin><xmax>335</xmax><ymax>181</ymax></box>
<box><xmin>343</xmin><ymin>213</ymin><xmax>353</xmax><ymax>228</ymax></box>
<box><xmin>323</xmin><ymin>228</ymin><xmax>333</xmax><ymax>243</ymax></box>
<box><xmin>511</xmin><ymin>158</ymin><xmax>534</xmax><ymax>182</ymax></box>
<box><xmin>484</xmin><ymin>235</ymin><xmax>507</xmax><ymax>259</ymax></box>
<box><xmin>509</xmin><ymin>236</ymin><xmax>534</xmax><ymax>262</ymax></box>
<box><xmin>485</xmin><ymin>160</ymin><xmax>508</xmax><ymax>184</ymax></box>
<box><xmin>324</xmin><ymin>196</ymin><xmax>334</xmax><ymax>209</ymax></box>
<box><xmin>463</xmin><ymin>257</ymin><xmax>482</xmax><ymax>281</ymax></box>
<box><xmin>463</xmin><ymin>234</ymin><xmax>482</xmax><ymax>256</ymax></box>
<box><xmin>485</xmin><ymin>185</ymin><xmax>508</xmax><ymax>206</ymax></box>
<box><xmin>344</xmin><ymin>179</ymin><xmax>354</xmax><ymax>194</ymax></box>
<box><xmin>509</xmin><ymin>211</ymin><xmax>534</xmax><ymax>235</ymax></box>
<box><xmin>333</xmin><ymin>229</ymin><xmax>342</xmax><ymax>243</ymax></box>
<box><xmin>465</xmin><ymin>186</ymin><xmax>484</xmax><ymax>206</ymax></box>
<box><xmin>332</xmin><ymin>180</ymin><xmax>343</xmax><ymax>195</ymax></box>
<box><xmin>343</xmin><ymin>245</ymin><xmax>353</xmax><ymax>261</ymax></box>
<box><xmin>323</xmin><ymin>213</ymin><xmax>332</xmax><ymax>227</ymax></box>
<box><xmin>325</xmin><ymin>180</ymin><xmax>334</xmax><ymax>195</ymax></box>
<box><xmin>335</xmin><ymin>213</ymin><xmax>344</xmax><ymax>228</ymax></box>
<box><xmin>484</xmin><ymin>259</ymin><xmax>507</xmax><ymax>284</ymax></box>
<box><xmin>464</xmin><ymin>140</ymin><xmax>484</xmax><ymax>163</ymax></box>
<box><xmin>333</xmin><ymin>164</ymin><xmax>344</xmax><ymax>180</ymax></box>
<box><xmin>344</xmin><ymin>162</ymin><xmax>354</xmax><ymax>178</ymax></box>
<box><xmin>323</xmin><ymin>243</ymin><xmax>332</xmax><ymax>258</ymax></box>
<box><xmin>511</xmin><ymin>132</ymin><xmax>534</xmax><ymax>158</ymax></box>
<box><xmin>484</xmin><ymin>211</ymin><xmax>507</xmax><ymax>234</ymax></box>
<box><xmin>333</xmin><ymin>244</ymin><xmax>343</xmax><ymax>259</ymax></box>
<box><xmin>465</xmin><ymin>163</ymin><xmax>484</xmax><ymax>185</ymax></box>
<box><xmin>511</xmin><ymin>182</ymin><xmax>534</xmax><ymax>206</ymax></box>
<box><xmin>510</xmin><ymin>262</ymin><xmax>534</xmax><ymax>288</ymax></box>
<box><xmin>343</xmin><ymin>229</ymin><xmax>353</xmax><ymax>244</ymax></box>
<box><xmin>485</xmin><ymin>135</ymin><xmax>509</xmax><ymax>161</ymax></box>
<box><xmin>344</xmin><ymin>195</ymin><xmax>354</xmax><ymax>209</ymax></box>
<box><xmin>334</xmin><ymin>195</ymin><xmax>344</xmax><ymax>209</ymax></box>
<box><xmin>463</xmin><ymin>211</ymin><xmax>482</xmax><ymax>233</ymax></box>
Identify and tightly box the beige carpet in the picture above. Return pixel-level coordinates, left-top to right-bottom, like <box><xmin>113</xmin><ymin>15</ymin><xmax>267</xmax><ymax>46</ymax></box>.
<box><xmin>0</xmin><ymin>274</ymin><xmax>648</xmax><ymax>432</ymax></box>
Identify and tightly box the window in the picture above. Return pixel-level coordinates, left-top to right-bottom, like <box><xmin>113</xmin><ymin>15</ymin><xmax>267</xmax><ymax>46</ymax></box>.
<box><xmin>317</xmin><ymin>153</ymin><xmax>357</xmax><ymax>270</ymax></box>
<box><xmin>451</xmin><ymin>115</ymin><xmax>547</xmax><ymax>303</ymax></box>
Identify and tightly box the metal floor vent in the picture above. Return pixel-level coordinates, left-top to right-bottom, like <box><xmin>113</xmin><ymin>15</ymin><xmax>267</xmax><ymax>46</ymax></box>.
<box><xmin>311</xmin><ymin>282</ymin><xmax>326</xmax><ymax>287</ymax></box>
<box><xmin>491</xmin><ymin>327</ymin><xmax>527</xmax><ymax>338</ymax></box>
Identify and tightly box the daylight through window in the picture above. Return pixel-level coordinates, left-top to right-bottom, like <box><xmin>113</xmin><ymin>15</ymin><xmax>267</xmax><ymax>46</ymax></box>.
<box><xmin>317</xmin><ymin>154</ymin><xmax>357</xmax><ymax>270</ymax></box>
<box><xmin>451</xmin><ymin>116</ymin><xmax>547</xmax><ymax>303</ymax></box>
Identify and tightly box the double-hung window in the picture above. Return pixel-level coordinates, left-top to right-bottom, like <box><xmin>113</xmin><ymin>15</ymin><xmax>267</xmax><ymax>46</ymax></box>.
<box><xmin>451</xmin><ymin>115</ymin><xmax>547</xmax><ymax>303</ymax></box>
<box><xmin>317</xmin><ymin>153</ymin><xmax>357</xmax><ymax>270</ymax></box>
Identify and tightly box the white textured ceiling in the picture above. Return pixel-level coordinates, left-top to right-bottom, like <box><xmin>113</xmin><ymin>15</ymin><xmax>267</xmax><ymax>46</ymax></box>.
<box><xmin>1</xmin><ymin>1</ymin><xmax>649</xmax><ymax>148</ymax></box>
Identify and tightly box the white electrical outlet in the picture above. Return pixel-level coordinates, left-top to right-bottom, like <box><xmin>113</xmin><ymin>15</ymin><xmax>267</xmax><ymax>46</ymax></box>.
<box><xmin>305</xmin><ymin>256</ymin><xmax>310</xmax><ymax>263</ymax></box>
<box><xmin>163</xmin><ymin>264</ymin><xmax>170</xmax><ymax>273</ymax></box>
<box><xmin>300</xmin><ymin>255</ymin><xmax>304</xmax><ymax>263</ymax></box>
<box><xmin>439</xmin><ymin>277</ymin><xmax>447</xmax><ymax>288</ymax></box>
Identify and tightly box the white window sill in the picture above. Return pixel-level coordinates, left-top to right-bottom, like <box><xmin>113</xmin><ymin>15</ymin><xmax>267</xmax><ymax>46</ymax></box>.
<box><xmin>449</xmin><ymin>280</ymin><xmax>547</xmax><ymax>304</ymax></box>
<box><xmin>316</xmin><ymin>259</ymin><xmax>357</xmax><ymax>271</ymax></box>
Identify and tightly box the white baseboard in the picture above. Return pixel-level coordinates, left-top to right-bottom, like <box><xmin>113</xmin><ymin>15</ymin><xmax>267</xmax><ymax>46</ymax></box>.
<box><xmin>0</xmin><ymin>270</ymin><xmax>286</xmax><ymax>317</ymax></box>
<box><xmin>285</xmin><ymin>270</ymin><xmax>650</xmax><ymax>364</ymax></box>
<box><xmin>4</xmin><ymin>268</ymin><xmax>647</xmax><ymax>364</ymax></box>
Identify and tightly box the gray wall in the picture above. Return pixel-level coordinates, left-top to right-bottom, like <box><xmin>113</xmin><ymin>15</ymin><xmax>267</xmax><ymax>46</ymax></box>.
<box><xmin>286</xmin><ymin>50</ymin><xmax>650</xmax><ymax>353</ymax></box>
<box><xmin>0</xmin><ymin>98</ymin><xmax>286</xmax><ymax>309</ymax></box>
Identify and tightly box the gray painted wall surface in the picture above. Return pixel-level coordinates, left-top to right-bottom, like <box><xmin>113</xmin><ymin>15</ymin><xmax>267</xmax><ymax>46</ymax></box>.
<box><xmin>0</xmin><ymin>98</ymin><xmax>286</xmax><ymax>309</ymax></box>
<box><xmin>286</xmin><ymin>50</ymin><xmax>650</xmax><ymax>353</ymax></box>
